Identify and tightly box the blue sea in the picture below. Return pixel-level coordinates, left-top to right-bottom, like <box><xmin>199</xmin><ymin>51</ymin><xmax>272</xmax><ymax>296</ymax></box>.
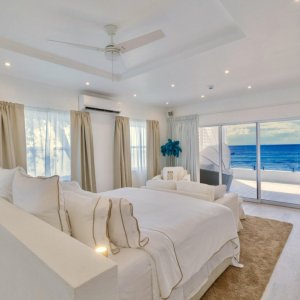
<box><xmin>229</xmin><ymin>144</ymin><xmax>300</xmax><ymax>172</ymax></box>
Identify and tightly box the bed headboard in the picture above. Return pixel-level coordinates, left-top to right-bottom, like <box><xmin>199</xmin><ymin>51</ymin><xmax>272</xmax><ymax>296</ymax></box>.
<box><xmin>0</xmin><ymin>198</ymin><xmax>117</xmax><ymax>300</ymax></box>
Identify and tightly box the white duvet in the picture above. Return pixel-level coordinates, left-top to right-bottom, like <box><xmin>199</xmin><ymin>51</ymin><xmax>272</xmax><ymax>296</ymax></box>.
<box><xmin>102</xmin><ymin>188</ymin><xmax>239</xmax><ymax>299</ymax></box>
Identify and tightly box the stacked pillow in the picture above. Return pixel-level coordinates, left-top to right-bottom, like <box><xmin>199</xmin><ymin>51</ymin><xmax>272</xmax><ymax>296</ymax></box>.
<box><xmin>62</xmin><ymin>187</ymin><xmax>148</xmax><ymax>254</ymax></box>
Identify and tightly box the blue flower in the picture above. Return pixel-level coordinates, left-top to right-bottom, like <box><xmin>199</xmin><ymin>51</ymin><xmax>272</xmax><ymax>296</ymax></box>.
<box><xmin>161</xmin><ymin>139</ymin><xmax>182</xmax><ymax>157</ymax></box>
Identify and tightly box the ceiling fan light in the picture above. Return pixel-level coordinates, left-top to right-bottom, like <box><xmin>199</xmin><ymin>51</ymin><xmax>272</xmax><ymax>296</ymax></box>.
<box><xmin>105</xmin><ymin>52</ymin><xmax>119</xmax><ymax>61</ymax></box>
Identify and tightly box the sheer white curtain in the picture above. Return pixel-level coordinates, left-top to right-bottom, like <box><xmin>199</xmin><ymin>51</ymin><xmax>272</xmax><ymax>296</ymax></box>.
<box><xmin>168</xmin><ymin>115</ymin><xmax>200</xmax><ymax>182</ymax></box>
<box><xmin>25</xmin><ymin>107</ymin><xmax>71</xmax><ymax>180</ymax></box>
<box><xmin>130</xmin><ymin>119</ymin><xmax>147</xmax><ymax>187</ymax></box>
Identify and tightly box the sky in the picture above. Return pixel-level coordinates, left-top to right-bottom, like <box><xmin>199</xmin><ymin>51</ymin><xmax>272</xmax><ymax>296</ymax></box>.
<box><xmin>225</xmin><ymin>120</ymin><xmax>300</xmax><ymax>145</ymax></box>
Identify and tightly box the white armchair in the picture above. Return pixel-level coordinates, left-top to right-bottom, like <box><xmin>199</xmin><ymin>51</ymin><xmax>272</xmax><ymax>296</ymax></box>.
<box><xmin>152</xmin><ymin>167</ymin><xmax>191</xmax><ymax>182</ymax></box>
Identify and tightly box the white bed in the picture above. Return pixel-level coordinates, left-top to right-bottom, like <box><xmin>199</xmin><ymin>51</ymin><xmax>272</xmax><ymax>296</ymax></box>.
<box><xmin>0</xmin><ymin>184</ymin><xmax>241</xmax><ymax>300</ymax></box>
<box><xmin>102</xmin><ymin>188</ymin><xmax>240</xmax><ymax>300</ymax></box>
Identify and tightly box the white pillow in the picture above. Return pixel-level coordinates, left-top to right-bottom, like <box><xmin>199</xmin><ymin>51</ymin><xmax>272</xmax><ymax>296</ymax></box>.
<box><xmin>176</xmin><ymin>181</ymin><xmax>226</xmax><ymax>201</ymax></box>
<box><xmin>108</xmin><ymin>198</ymin><xmax>149</xmax><ymax>249</ymax></box>
<box><xmin>63</xmin><ymin>188</ymin><xmax>149</xmax><ymax>252</ymax></box>
<box><xmin>12</xmin><ymin>171</ymin><xmax>70</xmax><ymax>234</ymax></box>
<box><xmin>0</xmin><ymin>167</ymin><xmax>24</xmax><ymax>202</ymax></box>
<box><xmin>146</xmin><ymin>179</ymin><xmax>177</xmax><ymax>190</ymax></box>
<box><xmin>63</xmin><ymin>191</ymin><xmax>111</xmax><ymax>250</ymax></box>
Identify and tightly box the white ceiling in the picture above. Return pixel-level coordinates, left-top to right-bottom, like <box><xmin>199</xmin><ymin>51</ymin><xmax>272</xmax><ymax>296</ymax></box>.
<box><xmin>0</xmin><ymin>0</ymin><xmax>299</xmax><ymax>106</ymax></box>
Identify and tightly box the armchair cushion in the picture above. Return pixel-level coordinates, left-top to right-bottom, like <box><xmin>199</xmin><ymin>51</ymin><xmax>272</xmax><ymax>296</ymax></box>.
<box><xmin>162</xmin><ymin>167</ymin><xmax>188</xmax><ymax>181</ymax></box>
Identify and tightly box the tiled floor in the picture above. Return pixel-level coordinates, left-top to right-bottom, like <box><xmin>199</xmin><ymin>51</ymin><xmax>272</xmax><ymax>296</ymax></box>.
<box><xmin>243</xmin><ymin>201</ymin><xmax>300</xmax><ymax>300</ymax></box>
<box><xmin>231</xmin><ymin>179</ymin><xmax>300</xmax><ymax>206</ymax></box>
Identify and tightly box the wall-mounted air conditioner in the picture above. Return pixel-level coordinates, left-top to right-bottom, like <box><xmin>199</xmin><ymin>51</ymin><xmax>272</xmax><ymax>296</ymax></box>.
<box><xmin>79</xmin><ymin>95</ymin><xmax>121</xmax><ymax>114</ymax></box>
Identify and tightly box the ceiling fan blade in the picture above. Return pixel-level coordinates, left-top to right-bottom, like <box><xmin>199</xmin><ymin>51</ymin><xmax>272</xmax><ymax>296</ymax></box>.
<box><xmin>117</xmin><ymin>30</ymin><xmax>165</xmax><ymax>53</ymax></box>
<box><xmin>48</xmin><ymin>40</ymin><xmax>105</xmax><ymax>52</ymax></box>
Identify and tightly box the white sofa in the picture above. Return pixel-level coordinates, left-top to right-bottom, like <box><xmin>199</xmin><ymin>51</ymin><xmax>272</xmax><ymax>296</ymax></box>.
<box><xmin>0</xmin><ymin>197</ymin><xmax>117</xmax><ymax>300</ymax></box>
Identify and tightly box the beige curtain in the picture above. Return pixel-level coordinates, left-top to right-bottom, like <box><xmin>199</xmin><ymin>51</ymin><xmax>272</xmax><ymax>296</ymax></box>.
<box><xmin>0</xmin><ymin>101</ymin><xmax>26</xmax><ymax>169</ymax></box>
<box><xmin>114</xmin><ymin>116</ymin><xmax>132</xmax><ymax>188</ymax></box>
<box><xmin>147</xmin><ymin>120</ymin><xmax>161</xmax><ymax>179</ymax></box>
<box><xmin>71</xmin><ymin>111</ymin><xmax>96</xmax><ymax>192</ymax></box>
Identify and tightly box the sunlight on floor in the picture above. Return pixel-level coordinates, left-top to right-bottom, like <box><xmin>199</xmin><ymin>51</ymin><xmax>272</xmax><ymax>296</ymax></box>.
<box><xmin>230</xmin><ymin>179</ymin><xmax>300</xmax><ymax>205</ymax></box>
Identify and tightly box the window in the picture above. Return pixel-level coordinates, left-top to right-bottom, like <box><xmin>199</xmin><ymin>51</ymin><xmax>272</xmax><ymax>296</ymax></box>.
<box><xmin>199</xmin><ymin>119</ymin><xmax>300</xmax><ymax>208</ymax></box>
<box><xmin>25</xmin><ymin>107</ymin><xmax>71</xmax><ymax>180</ymax></box>
<box><xmin>130</xmin><ymin>120</ymin><xmax>147</xmax><ymax>186</ymax></box>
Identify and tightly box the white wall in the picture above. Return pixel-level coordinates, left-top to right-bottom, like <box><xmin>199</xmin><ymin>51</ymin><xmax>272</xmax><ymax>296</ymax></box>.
<box><xmin>90</xmin><ymin>102</ymin><xmax>167</xmax><ymax>192</ymax></box>
<box><xmin>0</xmin><ymin>74</ymin><xmax>167</xmax><ymax>192</ymax></box>
<box><xmin>173</xmin><ymin>85</ymin><xmax>300</xmax><ymax>126</ymax></box>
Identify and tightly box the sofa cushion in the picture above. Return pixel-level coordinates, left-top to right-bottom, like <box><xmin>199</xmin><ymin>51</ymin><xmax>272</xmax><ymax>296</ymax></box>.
<box><xmin>146</xmin><ymin>179</ymin><xmax>177</xmax><ymax>190</ymax></box>
<box><xmin>176</xmin><ymin>181</ymin><xmax>226</xmax><ymax>201</ymax></box>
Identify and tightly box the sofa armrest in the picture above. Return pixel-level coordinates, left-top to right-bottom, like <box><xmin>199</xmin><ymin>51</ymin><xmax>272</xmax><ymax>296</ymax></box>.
<box><xmin>216</xmin><ymin>193</ymin><xmax>243</xmax><ymax>232</ymax></box>
<box><xmin>152</xmin><ymin>175</ymin><xmax>162</xmax><ymax>180</ymax></box>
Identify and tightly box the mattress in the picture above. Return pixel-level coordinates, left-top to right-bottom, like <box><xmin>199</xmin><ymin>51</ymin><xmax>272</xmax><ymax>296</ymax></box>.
<box><xmin>111</xmin><ymin>240</ymin><xmax>235</xmax><ymax>300</ymax></box>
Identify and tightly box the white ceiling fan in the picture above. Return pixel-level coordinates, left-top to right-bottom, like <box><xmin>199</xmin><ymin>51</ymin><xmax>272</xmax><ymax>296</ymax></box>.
<box><xmin>49</xmin><ymin>24</ymin><xmax>165</xmax><ymax>63</ymax></box>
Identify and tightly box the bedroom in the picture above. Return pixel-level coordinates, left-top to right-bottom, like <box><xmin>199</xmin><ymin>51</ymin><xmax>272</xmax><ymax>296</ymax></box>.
<box><xmin>0</xmin><ymin>0</ymin><xmax>300</xmax><ymax>299</ymax></box>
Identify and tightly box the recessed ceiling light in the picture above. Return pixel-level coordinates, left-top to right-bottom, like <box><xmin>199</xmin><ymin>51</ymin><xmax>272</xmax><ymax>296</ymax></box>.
<box><xmin>295</xmin><ymin>0</ymin><xmax>300</xmax><ymax>3</ymax></box>
<box><xmin>133</xmin><ymin>94</ymin><xmax>137</xmax><ymax>97</ymax></box>
<box><xmin>171</xmin><ymin>84</ymin><xmax>175</xmax><ymax>88</ymax></box>
<box><xmin>201</xmin><ymin>95</ymin><xmax>205</xmax><ymax>99</ymax></box>
<box><xmin>85</xmin><ymin>81</ymin><xmax>90</xmax><ymax>86</ymax></box>
<box><xmin>166</xmin><ymin>102</ymin><xmax>169</xmax><ymax>105</ymax></box>
<box><xmin>4</xmin><ymin>62</ymin><xmax>11</xmax><ymax>67</ymax></box>
<box><xmin>247</xmin><ymin>85</ymin><xmax>252</xmax><ymax>89</ymax></box>
<box><xmin>224</xmin><ymin>70</ymin><xmax>230</xmax><ymax>74</ymax></box>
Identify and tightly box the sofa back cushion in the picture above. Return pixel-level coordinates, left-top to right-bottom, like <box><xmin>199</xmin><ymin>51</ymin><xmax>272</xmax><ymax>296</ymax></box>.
<box><xmin>176</xmin><ymin>181</ymin><xmax>226</xmax><ymax>201</ymax></box>
<box><xmin>12</xmin><ymin>171</ymin><xmax>70</xmax><ymax>234</ymax></box>
<box><xmin>146</xmin><ymin>179</ymin><xmax>177</xmax><ymax>190</ymax></box>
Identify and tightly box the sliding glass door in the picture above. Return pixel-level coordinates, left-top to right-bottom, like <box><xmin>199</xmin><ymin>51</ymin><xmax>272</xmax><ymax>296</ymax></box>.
<box><xmin>260</xmin><ymin>120</ymin><xmax>300</xmax><ymax>206</ymax></box>
<box><xmin>222</xmin><ymin>124</ymin><xmax>258</xmax><ymax>199</ymax></box>
<box><xmin>200</xmin><ymin>119</ymin><xmax>300</xmax><ymax>208</ymax></box>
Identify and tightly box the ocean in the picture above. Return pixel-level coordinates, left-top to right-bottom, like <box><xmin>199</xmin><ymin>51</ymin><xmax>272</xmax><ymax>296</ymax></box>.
<box><xmin>229</xmin><ymin>144</ymin><xmax>300</xmax><ymax>172</ymax></box>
